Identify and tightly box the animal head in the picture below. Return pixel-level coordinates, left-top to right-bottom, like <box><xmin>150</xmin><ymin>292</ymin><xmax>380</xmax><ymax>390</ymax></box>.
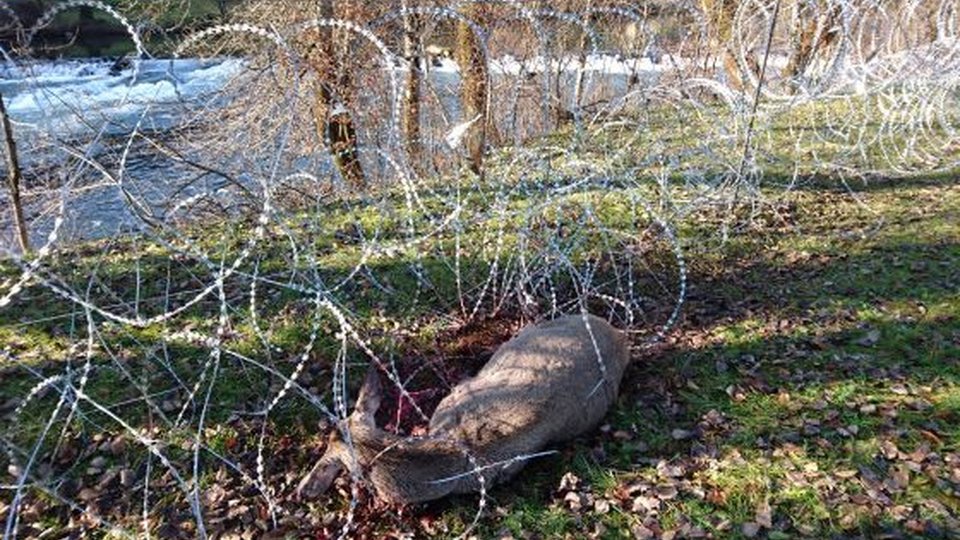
<box><xmin>295</xmin><ymin>367</ymin><xmax>383</xmax><ymax>500</ymax></box>
<box><xmin>296</xmin><ymin>366</ymin><xmax>474</xmax><ymax>504</ymax></box>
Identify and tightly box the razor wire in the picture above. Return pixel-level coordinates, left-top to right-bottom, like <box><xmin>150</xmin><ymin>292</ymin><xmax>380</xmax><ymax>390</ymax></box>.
<box><xmin>0</xmin><ymin>0</ymin><xmax>958</xmax><ymax>537</ymax></box>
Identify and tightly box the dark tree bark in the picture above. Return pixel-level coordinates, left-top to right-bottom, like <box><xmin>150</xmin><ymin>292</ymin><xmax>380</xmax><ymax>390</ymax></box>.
<box><xmin>402</xmin><ymin>8</ymin><xmax>425</xmax><ymax>175</ymax></box>
<box><xmin>700</xmin><ymin>0</ymin><xmax>750</xmax><ymax>89</ymax></box>
<box><xmin>314</xmin><ymin>0</ymin><xmax>366</xmax><ymax>190</ymax></box>
<box><xmin>782</xmin><ymin>1</ymin><xmax>843</xmax><ymax>85</ymax></box>
<box><xmin>455</xmin><ymin>3</ymin><xmax>490</xmax><ymax>176</ymax></box>
<box><xmin>0</xmin><ymin>91</ymin><xmax>30</xmax><ymax>254</ymax></box>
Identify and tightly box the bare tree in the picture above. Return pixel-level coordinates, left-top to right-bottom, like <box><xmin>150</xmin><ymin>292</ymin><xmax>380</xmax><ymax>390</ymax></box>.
<box><xmin>0</xmin><ymin>91</ymin><xmax>29</xmax><ymax>253</ymax></box>
<box><xmin>455</xmin><ymin>3</ymin><xmax>490</xmax><ymax>176</ymax></box>
<box><xmin>781</xmin><ymin>0</ymin><xmax>843</xmax><ymax>85</ymax></box>
<box><xmin>699</xmin><ymin>0</ymin><xmax>751</xmax><ymax>89</ymax></box>
<box><xmin>401</xmin><ymin>3</ymin><xmax>425</xmax><ymax>175</ymax></box>
<box><xmin>312</xmin><ymin>0</ymin><xmax>367</xmax><ymax>190</ymax></box>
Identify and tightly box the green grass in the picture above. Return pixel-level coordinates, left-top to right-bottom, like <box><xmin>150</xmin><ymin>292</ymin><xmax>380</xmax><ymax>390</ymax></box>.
<box><xmin>1</xmin><ymin>113</ymin><xmax>959</xmax><ymax>538</ymax></box>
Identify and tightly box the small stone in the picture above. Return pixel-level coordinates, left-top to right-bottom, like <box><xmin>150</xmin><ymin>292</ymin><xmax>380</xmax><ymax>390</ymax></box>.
<box><xmin>741</xmin><ymin>522</ymin><xmax>761</xmax><ymax>538</ymax></box>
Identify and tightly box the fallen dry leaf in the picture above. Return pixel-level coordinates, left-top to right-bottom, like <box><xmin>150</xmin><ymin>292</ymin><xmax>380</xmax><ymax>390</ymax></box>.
<box><xmin>880</xmin><ymin>440</ymin><xmax>901</xmax><ymax>460</ymax></box>
<box><xmin>631</xmin><ymin>524</ymin><xmax>655</xmax><ymax>539</ymax></box>
<box><xmin>756</xmin><ymin>500</ymin><xmax>773</xmax><ymax>528</ymax></box>
<box><xmin>564</xmin><ymin>491</ymin><xmax>583</xmax><ymax>512</ymax></box>
<box><xmin>559</xmin><ymin>472</ymin><xmax>580</xmax><ymax>492</ymax></box>
<box><xmin>655</xmin><ymin>484</ymin><xmax>678</xmax><ymax>500</ymax></box>
<box><xmin>631</xmin><ymin>495</ymin><xmax>661</xmax><ymax>513</ymax></box>
<box><xmin>741</xmin><ymin>522</ymin><xmax>761</xmax><ymax>538</ymax></box>
<box><xmin>594</xmin><ymin>499</ymin><xmax>611</xmax><ymax>515</ymax></box>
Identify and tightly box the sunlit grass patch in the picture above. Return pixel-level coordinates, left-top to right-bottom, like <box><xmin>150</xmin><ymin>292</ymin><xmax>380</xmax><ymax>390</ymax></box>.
<box><xmin>0</xmin><ymin>143</ymin><xmax>957</xmax><ymax>537</ymax></box>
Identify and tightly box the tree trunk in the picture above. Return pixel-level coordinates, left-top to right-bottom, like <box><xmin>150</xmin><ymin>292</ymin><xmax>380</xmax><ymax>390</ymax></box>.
<box><xmin>402</xmin><ymin>9</ymin><xmax>425</xmax><ymax>176</ymax></box>
<box><xmin>781</xmin><ymin>1</ymin><xmax>843</xmax><ymax>85</ymax></box>
<box><xmin>700</xmin><ymin>0</ymin><xmax>748</xmax><ymax>89</ymax></box>
<box><xmin>0</xmin><ymin>91</ymin><xmax>30</xmax><ymax>254</ymax></box>
<box><xmin>572</xmin><ymin>0</ymin><xmax>595</xmax><ymax>126</ymax></box>
<box><xmin>314</xmin><ymin>0</ymin><xmax>366</xmax><ymax>190</ymax></box>
<box><xmin>455</xmin><ymin>4</ymin><xmax>490</xmax><ymax>176</ymax></box>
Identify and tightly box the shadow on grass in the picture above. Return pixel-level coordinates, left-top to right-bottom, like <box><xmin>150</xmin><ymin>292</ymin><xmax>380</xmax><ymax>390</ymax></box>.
<box><xmin>422</xmin><ymin>235</ymin><xmax>958</xmax><ymax>537</ymax></box>
<box><xmin>756</xmin><ymin>168</ymin><xmax>960</xmax><ymax>195</ymax></box>
<box><xmin>0</xmin><ymin>186</ymin><xmax>956</xmax><ymax>537</ymax></box>
<box><xmin>603</xmin><ymin>235</ymin><xmax>959</xmax><ymax>538</ymax></box>
<box><xmin>619</xmin><ymin>233</ymin><xmax>956</xmax><ymax>437</ymax></box>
